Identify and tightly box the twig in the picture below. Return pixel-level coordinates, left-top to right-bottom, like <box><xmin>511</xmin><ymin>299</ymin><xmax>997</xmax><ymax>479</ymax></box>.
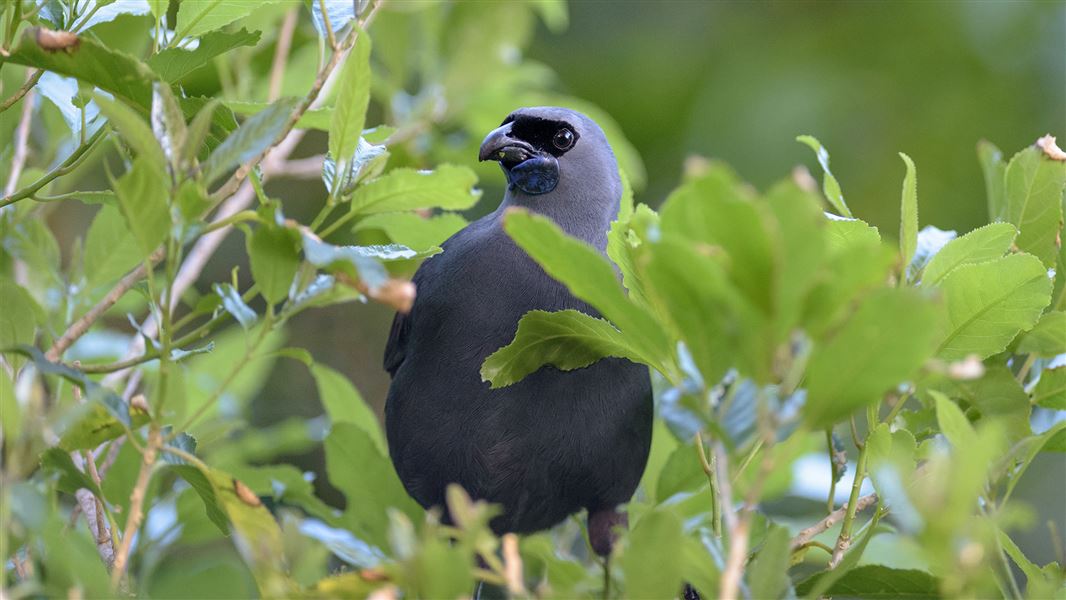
<box><xmin>829</xmin><ymin>442</ymin><xmax>871</xmax><ymax>568</ymax></box>
<box><xmin>317</xmin><ymin>0</ymin><xmax>337</xmax><ymax>50</ymax></box>
<box><xmin>45</xmin><ymin>249</ymin><xmax>163</xmax><ymax>361</ymax></box>
<box><xmin>3</xmin><ymin>69</ymin><xmax>35</xmax><ymax>198</ymax></box>
<box><xmin>0</xmin><ymin>69</ymin><xmax>41</xmax><ymax>114</ymax></box>
<box><xmin>695</xmin><ymin>431</ymin><xmax>721</xmax><ymax>538</ymax></box>
<box><xmin>268</xmin><ymin>7</ymin><xmax>299</xmax><ymax>103</ymax></box>
<box><xmin>273</xmin><ymin>154</ymin><xmax>326</xmax><ymax>179</ymax></box>
<box><xmin>1</xmin><ymin>126</ymin><xmax>107</xmax><ymax>208</ymax></box>
<box><xmin>790</xmin><ymin>492</ymin><xmax>879</xmax><ymax>551</ymax></box>
<box><xmin>110</xmin><ymin>425</ymin><xmax>161</xmax><ymax>589</ymax></box>
<box><xmin>501</xmin><ymin>534</ymin><xmax>528</xmax><ymax>597</ymax></box>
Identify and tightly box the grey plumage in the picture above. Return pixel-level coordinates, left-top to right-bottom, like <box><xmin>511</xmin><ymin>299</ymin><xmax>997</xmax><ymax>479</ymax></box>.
<box><xmin>384</xmin><ymin>107</ymin><xmax>652</xmax><ymax>550</ymax></box>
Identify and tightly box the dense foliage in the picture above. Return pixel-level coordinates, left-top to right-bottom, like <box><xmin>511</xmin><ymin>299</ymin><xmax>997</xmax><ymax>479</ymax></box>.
<box><xmin>1</xmin><ymin>1</ymin><xmax>1064</xmax><ymax>599</ymax></box>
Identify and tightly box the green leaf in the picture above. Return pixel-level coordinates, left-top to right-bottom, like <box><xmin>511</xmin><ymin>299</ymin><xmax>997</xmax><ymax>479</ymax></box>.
<box><xmin>175</xmin><ymin>0</ymin><xmax>283</xmax><ymax>39</ymax></box>
<box><xmin>182</xmin><ymin>99</ymin><xmax>221</xmax><ymax>174</ymax></box>
<box><xmin>797</xmin><ymin>134</ymin><xmax>852</xmax><ymax>217</ymax></box>
<box><xmin>324</xmin><ymin>422</ymin><xmax>422</xmax><ymax>550</ymax></box>
<box><xmin>0</xmin><ymin>369</ymin><xmax>19</xmax><ymax>444</ymax></box>
<box><xmin>0</xmin><ymin>277</ymin><xmax>37</xmax><ymax>367</ymax></box>
<box><xmin>898</xmin><ymin>152</ymin><xmax>919</xmax><ymax>276</ymax></box>
<box><xmin>148</xmin><ymin>28</ymin><xmax>261</xmax><ymax>82</ymax></box>
<box><xmin>800</xmin><ymin>504</ymin><xmax>886</xmax><ymax>599</ymax></box>
<box><xmin>945</xmin><ymin>363</ymin><xmax>1031</xmax><ymax>442</ymax></box>
<box><xmin>247</xmin><ymin>225</ymin><xmax>300</xmax><ymax>304</ymax></box>
<box><xmin>204</xmin><ymin>97</ymin><xmax>298</xmax><ymax>185</ymax></box>
<box><xmin>213</xmin><ymin>283</ymin><xmax>257</xmax><ymax>329</ymax></box>
<box><xmin>5</xmin><ymin>29</ymin><xmax>159</xmax><ymax>109</ymax></box>
<box><xmin>323</xmin><ymin>138</ymin><xmax>389</xmax><ymax>197</ymax></box>
<box><xmin>114</xmin><ymin>157</ymin><xmax>170</xmax><ymax>254</ymax></box>
<box><xmin>799</xmin><ymin>565</ymin><xmax>939</xmax><ymax>599</ymax></box>
<box><xmin>226</xmin><ymin>101</ymin><xmax>333</xmax><ymax>131</ymax></box>
<box><xmin>748</xmin><ymin>525</ymin><xmax>791</xmax><ymax>600</ymax></box>
<box><xmin>94</xmin><ymin>93</ymin><xmax>167</xmax><ymax>171</ymax></box>
<box><xmin>622</xmin><ymin>508</ymin><xmax>683</xmax><ymax>599</ymax></box>
<box><xmin>481</xmin><ymin>310</ymin><xmax>647</xmax><ymax>389</ymax></box>
<box><xmin>328</xmin><ymin>30</ymin><xmax>372</xmax><ymax>191</ymax></box>
<box><xmin>1003</xmin><ymin>146</ymin><xmax>1066</xmax><ymax>266</ymax></box>
<box><xmin>642</xmin><ymin>239</ymin><xmax>748</xmax><ymax>384</ymax></box>
<box><xmin>932</xmin><ymin>390</ymin><xmax>976</xmax><ymax>449</ymax></box>
<box><xmin>936</xmin><ymin>254</ymin><xmax>1052</xmax><ymax>359</ymax></box>
<box><xmin>655</xmin><ymin>442</ymin><xmax>704</xmax><ymax>502</ymax></box>
<box><xmin>804</xmin><ymin>289</ymin><xmax>938</xmax><ymax>428</ymax></box>
<box><xmin>57</xmin><ymin>402</ymin><xmax>150</xmax><ymax>451</ymax></box>
<box><xmin>173</xmin><ymin>463</ymin><xmax>294</xmax><ymax>597</ymax></box>
<box><xmin>920</xmin><ymin>222</ymin><xmax>1016</xmax><ymax>288</ymax></box>
<box><xmin>348</xmin><ymin>165</ymin><xmax>482</xmax><ymax>215</ymax></box>
<box><xmin>310</xmin><ymin>363</ymin><xmax>385</xmax><ymax>454</ymax></box>
<box><xmin>149</xmin><ymin>0</ymin><xmax>169</xmax><ymax>18</ymax></box>
<box><xmin>180</xmin><ymin>95</ymin><xmax>239</xmax><ymax>153</ymax></box>
<box><xmin>978</xmin><ymin>140</ymin><xmax>1007</xmax><ymax>222</ymax></box>
<box><xmin>40</xmin><ymin>448</ymin><xmax>102</xmax><ymax>497</ymax></box>
<box><xmin>83</xmin><ymin>207</ymin><xmax>143</xmax><ymax>286</ymax></box>
<box><xmin>1032</xmin><ymin>367</ymin><xmax>1066</xmax><ymax>410</ymax></box>
<box><xmin>503</xmin><ymin>209</ymin><xmax>672</xmax><ymax>372</ymax></box>
<box><xmin>353</xmin><ymin>212</ymin><xmax>467</xmax><ymax>251</ymax></box>
<box><xmin>1016</xmin><ymin>311</ymin><xmax>1066</xmax><ymax>357</ymax></box>
<box><xmin>1003</xmin><ymin>421</ymin><xmax>1066</xmax><ymax>503</ymax></box>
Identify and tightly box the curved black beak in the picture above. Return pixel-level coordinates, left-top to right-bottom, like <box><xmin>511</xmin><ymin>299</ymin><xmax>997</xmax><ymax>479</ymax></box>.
<box><xmin>478</xmin><ymin>124</ymin><xmax>535</xmax><ymax>165</ymax></box>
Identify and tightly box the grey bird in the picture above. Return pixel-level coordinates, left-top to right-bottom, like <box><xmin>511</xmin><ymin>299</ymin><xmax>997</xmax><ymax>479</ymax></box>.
<box><xmin>384</xmin><ymin>107</ymin><xmax>653</xmax><ymax>560</ymax></box>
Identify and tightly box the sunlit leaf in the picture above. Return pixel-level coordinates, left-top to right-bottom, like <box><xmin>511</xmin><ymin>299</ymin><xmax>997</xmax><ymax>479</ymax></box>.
<box><xmin>348</xmin><ymin>165</ymin><xmax>482</xmax><ymax>215</ymax></box>
<box><xmin>311</xmin><ymin>363</ymin><xmax>385</xmax><ymax>453</ymax></box>
<box><xmin>148</xmin><ymin>28</ymin><xmax>261</xmax><ymax>82</ymax></box>
<box><xmin>328</xmin><ymin>30</ymin><xmax>372</xmax><ymax>194</ymax></box>
<box><xmin>175</xmin><ymin>0</ymin><xmax>284</xmax><ymax>39</ymax></box>
<box><xmin>248</xmin><ymin>225</ymin><xmax>300</xmax><ymax>304</ymax></box>
<box><xmin>1016</xmin><ymin>311</ymin><xmax>1066</xmax><ymax>357</ymax></box>
<box><xmin>898</xmin><ymin>152</ymin><xmax>919</xmax><ymax>277</ymax></box>
<box><xmin>920</xmin><ymin>222</ymin><xmax>1016</xmax><ymax>288</ymax></box>
<box><xmin>114</xmin><ymin>157</ymin><xmax>170</xmax><ymax>254</ymax></box>
<box><xmin>797</xmin><ymin>134</ymin><xmax>852</xmax><ymax>217</ymax></box>
<box><xmin>1003</xmin><ymin>146</ymin><xmax>1066</xmax><ymax>266</ymax></box>
<box><xmin>204</xmin><ymin>97</ymin><xmax>298</xmax><ymax>185</ymax></box>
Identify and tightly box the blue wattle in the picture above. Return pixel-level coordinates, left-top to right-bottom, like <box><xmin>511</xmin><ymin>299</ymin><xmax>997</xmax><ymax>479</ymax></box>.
<box><xmin>506</xmin><ymin>156</ymin><xmax>559</xmax><ymax>195</ymax></box>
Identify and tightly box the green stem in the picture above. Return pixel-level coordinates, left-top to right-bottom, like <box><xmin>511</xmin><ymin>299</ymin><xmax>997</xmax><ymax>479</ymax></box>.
<box><xmin>317</xmin><ymin>208</ymin><xmax>356</xmax><ymax>238</ymax></box>
<box><xmin>0</xmin><ymin>127</ymin><xmax>107</xmax><ymax>208</ymax></box>
<box><xmin>0</xmin><ymin>70</ymin><xmax>42</xmax><ymax>114</ymax></box>
<box><xmin>826</xmin><ymin>429</ymin><xmax>839</xmax><ymax>513</ymax></box>
<box><xmin>695</xmin><ymin>431</ymin><xmax>722</xmax><ymax>538</ymax></box>
<box><xmin>1016</xmin><ymin>353</ymin><xmax>1037</xmax><ymax>385</ymax></box>
<box><xmin>834</xmin><ymin>441</ymin><xmax>869</xmax><ymax>559</ymax></box>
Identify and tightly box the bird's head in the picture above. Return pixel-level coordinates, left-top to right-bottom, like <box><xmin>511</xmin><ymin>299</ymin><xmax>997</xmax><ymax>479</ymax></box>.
<box><xmin>478</xmin><ymin>107</ymin><xmax>619</xmax><ymax>199</ymax></box>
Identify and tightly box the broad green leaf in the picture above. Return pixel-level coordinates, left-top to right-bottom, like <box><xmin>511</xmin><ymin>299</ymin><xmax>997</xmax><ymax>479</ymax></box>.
<box><xmin>226</xmin><ymin>101</ymin><xmax>334</xmax><ymax>131</ymax></box>
<box><xmin>175</xmin><ymin>0</ymin><xmax>284</xmax><ymax>39</ymax></box>
<box><xmin>763</xmin><ymin>181</ymin><xmax>828</xmax><ymax>338</ymax></box>
<box><xmin>182</xmin><ymin>99</ymin><xmax>221</xmax><ymax>171</ymax></box>
<box><xmin>804</xmin><ymin>289</ymin><xmax>938</xmax><ymax>428</ymax></box>
<box><xmin>805</xmin><ymin>221</ymin><xmax>895</xmax><ymax>336</ymax></box>
<box><xmin>503</xmin><ymin>209</ymin><xmax>672</xmax><ymax>371</ymax></box>
<box><xmin>481</xmin><ymin>309</ymin><xmax>647</xmax><ymax>388</ymax></box>
<box><xmin>37</xmin><ymin>518</ymin><xmax>112</xmax><ymax>599</ymax></box>
<box><xmin>353</xmin><ymin>212</ymin><xmax>467</xmax><ymax>251</ymax></box>
<box><xmin>748</xmin><ymin>525</ymin><xmax>791</xmax><ymax>600</ymax></box>
<box><xmin>1003</xmin><ymin>421</ymin><xmax>1066</xmax><ymax>503</ymax></box>
<box><xmin>797</xmin><ymin>134</ymin><xmax>852</xmax><ymax>217</ymax></box>
<box><xmin>348</xmin><ymin>165</ymin><xmax>482</xmax><ymax>215</ymax></box>
<box><xmin>1032</xmin><ymin>367</ymin><xmax>1066</xmax><ymax>410</ymax></box>
<box><xmin>978</xmin><ymin>140</ymin><xmax>1007</xmax><ymax>221</ymax></box>
<box><xmin>798</xmin><ymin>565</ymin><xmax>939</xmax><ymax>599</ymax></box>
<box><xmin>825</xmin><ymin>217</ymin><xmax>881</xmax><ymax>251</ymax></box>
<box><xmin>920</xmin><ymin>222</ymin><xmax>1016</xmax><ymax>288</ymax></box>
<box><xmin>204</xmin><ymin>97</ymin><xmax>298</xmax><ymax>185</ymax></box>
<box><xmin>180</xmin><ymin>95</ymin><xmax>239</xmax><ymax>153</ymax></box>
<box><xmin>57</xmin><ymin>403</ymin><xmax>150</xmax><ymax>451</ymax></box>
<box><xmin>310</xmin><ymin>363</ymin><xmax>385</xmax><ymax>453</ymax></box>
<box><xmin>213</xmin><ymin>283</ymin><xmax>257</xmax><ymax>329</ymax></box>
<box><xmin>324</xmin><ymin>422</ymin><xmax>422</xmax><ymax>549</ymax></box>
<box><xmin>622</xmin><ymin>508</ymin><xmax>683</xmax><ymax>600</ymax></box>
<box><xmin>932</xmin><ymin>390</ymin><xmax>977</xmax><ymax>449</ymax></box>
<box><xmin>5</xmin><ymin>29</ymin><xmax>159</xmax><ymax>108</ymax></box>
<box><xmin>0</xmin><ymin>369</ymin><xmax>19</xmax><ymax>444</ymax></box>
<box><xmin>1016</xmin><ymin>311</ymin><xmax>1066</xmax><ymax>357</ymax></box>
<box><xmin>148</xmin><ymin>0</ymin><xmax>169</xmax><ymax>18</ymax></box>
<box><xmin>328</xmin><ymin>30</ymin><xmax>372</xmax><ymax>187</ymax></box>
<box><xmin>0</xmin><ymin>277</ymin><xmax>36</xmax><ymax>367</ymax></box>
<box><xmin>323</xmin><ymin>138</ymin><xmax>389</xmax><ymax>197</ymax></box>
<box><xmin>642</xmin><ymin>239</ymin><xmax>750</xmax><ymax>384</ymax></box>
<box><xmin>654</xmin><ymin>443</ymin><xmax>704</xmax><ymax>503</ymax></box>
<box><xmin>40</xmin><ymin>448</ymin><xmax>102</xmax><ymax>497</ymax></box>
<box><xmin>94</xmin><ymin>93</ymin><xmax>167</xmax><ymax>171</ymax></box>
<box><xmin>147</xmin><ymin>28</ymin><xmax>261</xmax><ymax>82</ymax></box>
<box><xmin>83</xmin><ymin>206</ymin><xmax>143</xmax><ymax>285</ymax></box>
<box><xmin>936</xmin><ymin>254</ymin><xmax>1052</xmax><ymax>359</ymax></box>
<box><xmin>898</xmin><ymin>152</ymin><xmax>919</xmax><ymax>276</ymax></box>
<box><xmin>301</xmin><ymin>236</ymin><xmax>430</xmax><ymax>288</ymax></box>
<box><xmin>174</xmin><ymin>462</ymin><xmax>294</xmax><ymax>597</ymax></box>
<box><xmin>945</xmin><ymin>363</ymin><xmax>1030</xmax><ymax>442</ymax></box>
<box><xmin>247</xmin><ymin>225</ymin><xmax>299</xmax><ymax>304</ymax></box>
<box><xmin>1003</xmin><ymin>146</ymin><xmax>1066</xmax><ymax>266</ymax></box>
<box><xmin>114</xmin><ymin>157</ymin><xmax>170</xmax><ymax>254</ymax></box>
<box><xmin>225</xmin><ymin>463</ymin><xmax>335</xmax><ymax>522</ymax></box>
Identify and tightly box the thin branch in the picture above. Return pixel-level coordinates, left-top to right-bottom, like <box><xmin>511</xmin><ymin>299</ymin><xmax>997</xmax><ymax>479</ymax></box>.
<box><xmin>273</xmin><ymin>154</ymin><xmax>325</xmax><ymax>179</ymax></box>
<box><xmin>1</xmin><ymin>126</ymin><xmax>107</xmax><ymax>209</ymax></box>
<box><xmin>3</xmin><ymin>70</ymin><xmax>35</xmax><ymax>198</ymax></box>
<box><xmin>0</xmin><ymin>69</ymin><xmax>41</xmax><ymax>114</ymax></box>
<box><xmin>110</xmin><ymin>426</ymin><xmax>161</xmax><ymax>589</ymax></box>
<box><xmin>46</xmin><ymin>249</ymin><xmax>163</xmax><ymax>361</ymax></box>
<box><xmin>790</xmin><ymin>492</ymin><xmax>879</xmax><ymax>551</ymax></box>
<box><xmin>268</xmin><ymin>7</ymin><xmax>299</xmax><ymax>102</ymax></box>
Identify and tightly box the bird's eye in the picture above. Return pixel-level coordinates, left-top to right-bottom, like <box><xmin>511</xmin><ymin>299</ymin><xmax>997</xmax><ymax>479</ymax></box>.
<box><xmin>552</xmin><ymin>128</ymin><xmax>575</xmax><ymax>150</ymax></box>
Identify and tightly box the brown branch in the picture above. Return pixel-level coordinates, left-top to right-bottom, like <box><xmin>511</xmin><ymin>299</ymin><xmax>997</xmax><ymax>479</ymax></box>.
<box><xmin>0</xmin><ymin>69</ymin><xmax>41</xmax><ymax>114</ymax></box>
<box><xmin>3</xmin><ymin>70</ymin><xmax>35</xmax><ymax>198</ymax></box>
<box><xmin>268</xmin><ymin>7</ymin><xmax>299</xmax><ymax>103</ymax></box>
<box><xmin>790</xmin><ymin>492</ymin><xmax>879</xmax><ymax>552</ymax></box>
<box><xmin>46</xmin><ymin>249</ymin><xmax>163</xmax><ymax>362</ymax></box>
<box><xmin>110</xmin><ymin>426</ymin><xmax>161</xmax><ymax>589</ymax></box>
